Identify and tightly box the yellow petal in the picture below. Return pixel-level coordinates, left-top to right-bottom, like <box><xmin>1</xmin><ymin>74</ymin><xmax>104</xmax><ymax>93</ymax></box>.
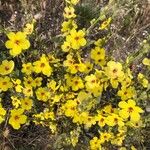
<box><xmin>21</xmin><ymin>40</ymin><xmax>30</xmax><ymax>49</ymax></box>
<box><xmin>5</xmin><ymin>41</ymin><xmax>14</xmax><ymax>49</ymax></box>
<box><xmin>79</xmin><ymin>38</ymin><xmax>86</xmax><ymax>46</ymax></box>
<box><xmin>10</xmin><ymin>46</ymin><xmax>22</xmax><ymax>57</ymax></box>
<box><xmin>130</xmin><ymin>112</ymin><xmax>140</xmax><ymax>122</ymax></box>
<box><xmin>142</xmin><ymin>58</ymin><xmax>150</xmax><ymax>66</ymax></box>
<box><xmin>16</xmin><ymin>31</ymin><xmax>26</xmax><ymax>39</ymax></box>
<box><xmin>19</xmin><ymin>115</ymin><xmax>27</xmax><ymax>124</ymax></box>
<box><xmin>118</xmin><ymin>101</ymin><xmax>127</xmax><ymax>108</ymax></box>
<box><xmin>7</xmin><ymin>32</ymin><xmax>15</xmax><ymax>39</ymax></box>
<box><xmin>128</xmin><ymin>100</ymin><xmax>136</xmax><ymax>106</ymax></box>
<box><xmin>119</xmin><ymin>110</ymin><xmax>129</xmax><ymax>119</ymax></box>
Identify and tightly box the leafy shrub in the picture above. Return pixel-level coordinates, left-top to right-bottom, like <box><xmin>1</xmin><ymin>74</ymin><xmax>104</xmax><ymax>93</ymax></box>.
<box><xmin>0</xmin><ymin>0</ymin><xmax>150</xmax><ymax>149</ymax></box>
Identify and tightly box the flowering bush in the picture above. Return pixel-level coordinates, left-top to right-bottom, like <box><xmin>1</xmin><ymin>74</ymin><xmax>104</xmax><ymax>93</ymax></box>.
<box><xmin>0</xmin><ymin>0</ymin><xmax>150</xmax><ymax>149</ymax></box>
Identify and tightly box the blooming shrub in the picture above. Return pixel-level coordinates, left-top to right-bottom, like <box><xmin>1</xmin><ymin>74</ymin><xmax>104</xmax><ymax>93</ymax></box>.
<box><xmin>0</xmin><ymin>0</ymin><xmax>150</xmax><ymax>149</ymax></box>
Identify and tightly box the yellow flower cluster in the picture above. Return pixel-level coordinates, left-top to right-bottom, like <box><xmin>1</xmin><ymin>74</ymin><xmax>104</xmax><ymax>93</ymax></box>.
<box><xmin>0</xmin><ymin>1</ymin><xmax>149</xmax><ymax>149</ymax></box>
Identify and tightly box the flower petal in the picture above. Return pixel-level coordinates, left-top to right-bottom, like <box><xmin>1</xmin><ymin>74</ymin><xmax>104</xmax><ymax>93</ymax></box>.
<box><xmin>118</xmin><ymin>101</ymin><xmax>127</xmax><ymax>108</ymax></box>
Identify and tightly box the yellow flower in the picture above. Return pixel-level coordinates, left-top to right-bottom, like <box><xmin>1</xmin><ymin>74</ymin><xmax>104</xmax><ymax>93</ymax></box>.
<box><xmin>121</xmin><ymin>76</ymin><xmax>132</xmax><ymax>87</ymax></box>
<box><xmin>0</xmin><ymin>76</ymin><xmax>13</xmax><ymax>91</ymax></box>
<box><xmin>34</xmin><ymin>77</ymin><xmax>42</xmax><ymax>87</ymax></box>
<box><xmin>94</xmin><ymin>38</ymin><xmax>106</xmax><ymax>47</ymax></box>
<box><xmin>99</xmin><ymin>132</ymin><xmax>112</xmax><ymax>144</ymax></box>
<box><xmin>119</xmin><ymin>100</ymin><xmax>144</xmax><ymax>122</ymax></box>
<box><xmin>33</xmin><ymin>54</ymin><xmax>52</xmax><ymax>77</ymax></box>
<box><xmin>84</xmin><ymin>61</ymin><xmax>93</xmax><ymax>73</ymax></box>
<box><xmin>99</xmin><ymin>17</ymin><xmax>112</xmax><ymax>30</ymax></box>
<box><xmin>100</xmin><ymin>104</ymin><xmax>118</xmax><ymax>115</ymax></box>
<box><xmin>51</xmin><ymin>94</ymin><xmax>63</xmax><ymax>104</ymax></box>
<box><xmin>63</xmin><ymin>6</ymin><xmax>76</xmax><ymax>19</ymax></box>
<box><xmin>21</xmin><ymin>97</ymin><xmax>33</xmax><ymax>110</ymax></box>
<box><xmin>63</xmin><ymin>54</ymin><xmax>75</xmax><ymax>67</ymax></box>
<box><xmin>91</xmin><ymin>87</ymin><xmax>103</xmax><ymax>97</ymax></box>
<box><xmin>111</xmin><ymin>133</ymin><xmax>125</xmax><ymax>146</ymax></box>
<box><xmin>65</xmin><ymin>74</ymin><xmax>73</xmax><ymax>88</ymax></box>
<box><xmin>23</xmin><ymin>23</ymin><xmax>34</xmax><ymax>35</ymax></box>
<box><xmin>142</xmin><ymin>58</ymin><xmax>150</xmax><ymax>66</ymax></box>
<box><xmin>84</xmin><ymin>115</ymin><xmax>97</xmax><ymax>128</ymax></box>
<box><xmin>105</xmin><ymin>61</ymin><xmax>124</xmax><ymax>79</ymax></box>
<box><xmin>90</xmin><ymin>137</ymin><xmax>101</xmax><ymax>150</ymax></box>
<box><xmin>5</xmin><ymin>32</ymin><xmax>30</xmax><ymax>57</ymax></box>
<box><xmin>23</xmin><ymin>76</ymin><xmax>35</xmax><ymax>88</ymax></box>
<box><xmin>71</xmin><ymin>76</ymin><xmax>84</xmax><ymax>91</ymax></box>
<box><xmin>73</xmin><ymin>111</ymin><xmax>94</xmax><ymax>126</ymax></box>
<box><xmin>11</xmin><ymin>79</ymin><xmax>23</xmax><ymax>92</ymax></box>
<box><xmin>0</xmin><ymin>105</ymin><xmax>6</xmax><ymax>116</ymax></box>
<box><xmin>21</xmin><ymin>63</ymin><xmax>33</xmax><ymax>75</ymax></box>
<box><xmin>11</xmin><ymin>96</ymin><xmax>21</xmax><ymax>108</ymax></box>
<box><xmin>85</xmin><ymin>74</ymin><xmax>99</xmax><ymax>91</ymax></box>
<box><xmin>105</xmin><ymin>61</ymin><xmax>124</xmax><ymax>88</ymax></box>
<box><xmin>62</xmin><ymin>100</ymin><xmax>78</xmax><ymax>117</ymax></box>
<box><xmin>9</xmin><ymin>109</ymin><xmax>27</xmax><ymax>129</ymax></box>
<box><xmin>43</xmin><ymin>109</ymin><xmax>55</xmax><ymax>120</ymax></box>
<box><xmin>69</xmin><ymin>63</ymin><xmax>86</xmax><ymax>74</ymax></box>
<box><xmin>95</xmin><ymin>59</ymin><xmax>106</xmax><ymax>67</ymax></box>
<box><xmin>117</xmin><ymin>86</ymin><xmax>136</xmax><ymax>101</ymax></box>
<box><xmin>96</xmin><ymin>114</ymin><xmax>106</xmax><ymax>127</ymax></box>
<box><xmin>47</xmin><ymin>54</ymin><xmax>60</xmax><ymax>64</ymax></box>
<box><xmin>36</xmin><ymin>87</ymin><xmax>50</xmax><ymax>102</ymax></box>
<box><xmin>0</xmin><ymin>105</ymin><xmax>6</xmax><ymax>124</ymax></box>
<box><xmin>95</xmin><ymin>70</ymin><xmax>108</xmax><ymax>90</ymax></box>
<box><xmin>66</xmin><ymin>29</ymin><xmax>86</xmax><ymax>50</ymax></box>
<box><xmin>61</xmin><ymin>41</ymin><xmax>71</xmax><ymax>52</ymax></box>
<box><xmin>106</xmin><ymin>114</ymin><xmax>124</xmax><ymax>127</ymax></box>
<box><xmin>61</xmin><ymin>20</ymin><xmax>77</xmax><ymax>33</ymax></box>
<box><xmin>47</xmin><ymin>80</ymin><xmax>60</xmax><ymax>92</ymax></box>
<box><xmin>0</xmin><ymin>60</ymin><xmax>14</xmax><ymax>75</ymax></box>
<box><xmin>137</xmin><ymin>73</ymin><xmax>149</xmax><ymax>88</ymax></box>
<box><xmin>138</xmin><ymin>73</ymin><xmax>144</xmax><ymax>80</ymax></box>
<box><xmin>142</xmin><ymin>78</ymin><xmax>149</xmax><ymax>88</ymax></box>
<box><xmin>23</xmin><ymin>87</ymin><xmax>33</xmax><ymax>97</ymax></box>
<box><xmin>90</xmin><ymin>47</ymin><xmax>105</xmax><ymax>61</ymax></box>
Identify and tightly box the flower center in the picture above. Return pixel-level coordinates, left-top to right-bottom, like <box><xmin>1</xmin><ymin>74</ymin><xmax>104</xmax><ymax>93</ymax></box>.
<box><xmin>75</xmin><ymin>65</ymin><xmax>79</xmax><ymax>69</ymax></box>
<box><xmin>15</xmin><ymin>40</ymin><xmax>20</xmax><ymax>45</ymax></box>
<box><xmin>124</xmin><ymin>92</ymin><xmax>127</xmax><ymax>95</ymax></box>
<box><xmin>113</xmin><ymin>69</ymin><xmax>117</xmax><ymax>73</ymax></box>
<box><xmin>68</xmin><ymin>12</ymin><xmax>72</xmax><ymax>15</ymax></box>
<box><xmin>74</xmin><ymin>81</ymin><xmax>79</xmax><ymax>85</ymax></box>
<box><xmin>41</xmin><ymin>92</ymin><xmax>45</xmax><ymax>96</ymax></box>
<box><xmin>25</xmin><ymin>102</ymin><xmax>28</xmax><ymax>105</ymax></box>
<box><xmin>14</xmin><ymin>115</ymin><xmax>20</xmax><ymax>120</ymax></box>
<box><xmin>5</xmin><ymin>66</ymin><xmax>10</xmax><ymax>71</ymax></box>
<box><xmin>114</xmin><ymin>118</ymin><xmax>118</xmax><ymax>123</ymax></box>
<box><xmin>2</xmin><ymin>82</ymin><xmax>7</xmax><ymax>85</ymax></box>
<box><xmin>75</xmin><ymin>36</ymin><xmax>79</xmax><ymax>41</ymax></box>
<box><xmin>100</xmin><ymin>118</ymin><xmax>104</xmax><ymax>122</ymax></box>
<box><xmin>27</xmin><ymin>81</ymin><xmax>31</xmax><ymax>84</ymax></box>
<box><xmin>26</xmin><ymin>66</ymin><xmax>30</xmax><ymax>70</ymax></box>
<box><xmin>40</xmin><ymin>63</ymin><xmax>45</xmax><ymax>68</ymax></box>
<box><xmin>91</xmin><ymin>80</ymin><xmax>96</xmax><ymax>83</ymax></box>
<box><xmin>128</xmin><ymin>107</ymin><xmax>133</xmax><ymax>113</ymax></box>
<box><xmin>97</xmin><ymin>52</ymin><xmax>101</xmax><ymax>55</ymax></box>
